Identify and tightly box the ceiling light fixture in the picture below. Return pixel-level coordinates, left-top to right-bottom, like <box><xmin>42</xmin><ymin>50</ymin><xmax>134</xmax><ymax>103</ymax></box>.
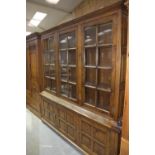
<box><xmin>46</xmin><ymin>0</ymin><xmax>60</xmax><ymax>4</ymax></box>
<box><xmin>29</xmin><ymin>19</ymin><xmax>41</xmax><ymax>27</ymax></box>
<box><xmin>33</xmin><ymin>12</ymin><xmax>47</xmax><ymax>21</ymax></box>
<box><xmin>29</xmin><ymin>11</ymin><xmax>47</xmax><ymax>27</ymax></box>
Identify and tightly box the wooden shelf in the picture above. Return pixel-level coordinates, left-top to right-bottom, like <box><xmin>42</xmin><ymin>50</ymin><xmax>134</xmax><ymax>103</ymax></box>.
<box><xmin>60</xmin><ymin>48</ymin><xmax>67</xmax><ymax>51</ymax></box>
<box><xmin>61</xmin><ymin>79</ymin><xmax>68</xmax><ymax>83</ymax></box>
<box><xmin>69</xmin><ymin>97</ymin><xmax>77</xmax><ymax>101</ymax></box>
<box><xmin>84</xmin><ymin>44</ymin><xmax>96</xmax><ymax>48</ymax></box>
<box><xmin>85</xmin><ymin>83</ymin><xmax>96</xmax><ymax>89</ymax></box>
<box><xmin>68</xmin><ymin>47</ymin><xmax>76</xmax><ymax>50</ymax></box>
<box><xmin>98</xmin><ymin>43</ymin><xmax>113</xmax><ymax>47</ymax></box>
<box><xmin>45</xmin><ymin>76</ymin><xmax>55</xmax><ymax>80</ymax></box>
<box><xmin>97</xmin><ymin>85</ymin><xmax>111</xmax><ymax>92</ymax></box>
<box><xmin>97</xmin><ymin>66</ymin><xmax>112</xmax><ymax>70</ymax></box>
<box><xmin>61</xmin><ymin>64</ymin><xmax>67</xmax><ymax>67</ymax></box>
<box><xmin>45</xmin><ymin>87</ymin><xmax>56</xmax><ymax>93</ymax></box>
<box><xmin>84</xmin><ymin>65</ymin><xmax>96</xmax><ymax>68</ymax></box>
<box><xmin>68</xmin><ymin>64</ymin><xmax>76</xmax><ymax>67</ymax></box>
<box><xmin>68</xmin><ymin>81</ymin><xmax>76</xmax><ymax>85</ymax></box>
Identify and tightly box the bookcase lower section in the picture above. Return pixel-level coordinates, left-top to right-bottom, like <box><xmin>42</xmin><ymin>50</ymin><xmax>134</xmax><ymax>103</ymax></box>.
<box><xmin>41</xmin><ymin>95</ymin><xmax>120</xmax><ymax>155</ymax></box>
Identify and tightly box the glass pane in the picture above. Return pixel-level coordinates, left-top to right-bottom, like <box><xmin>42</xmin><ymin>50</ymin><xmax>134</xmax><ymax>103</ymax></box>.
<box><xmin>44</xmin><ymin>53</ymin><xmax>51</xmax><ymax>64</ymax></box>
<box><xmin>85</xmin><ymin>47</ymin><xmax>96</xmax><ymax>66</ymax></box>
<box><xmin>68</xmin><ymin>68</ymin><xmax>76</xmax><ymax>82</ymax></box>
<box><xmin>48</xmin><ymin>37</ymin><xmax>54</xmax><ymax>50</ymax></box>
<box><xmin>61</xmin><ymin>67</ymin><xmax>68</xmax><ymax>81</ymax></box>
<box><xmin>60</xmin><ymin>50</ymin><xmax>67</xmax><ymax>65</ymax></box>
<box><xmin>61</xmin><ymin>82</ymin><xmax>68</xmax><ymax>96</ymax></box>
<box><xmin>68</xmin><ymin>84</ymin><xmax>76</xmax><ymax>99</ymax></box>
<box><xmin>85</xmin><ymin>26</ymin><xmax>96</xmax><ymax>45</ymax></box>
<box><xmin>49</xmin><ymin>65</ymin><xmax>55</xmax><ymax>78</ymax></box>
<box><xmin>98</xmin><ymin>23</ymin><xmax>112</xmax><ymax>44</ymax></box>
<box><xmin>85</xmin><ymin>68</ymin><xmax>96</xmax><ymax>86</ymax></box>
<box><xmin>97</xmin><ymin>91</ymin><xmax>110</xmax><ymax>111</ymax></box>
<box><xmin>44</xmin><ymin>39</ymin><xmax>48</xmax><ymax>50</ymax></box>
<box><xmin>85</xmin><ymin>88</ymin><xmax>96</xmax><ymax>105</ymax></box>
<box><xmin>68</xmin><ymin>50</ymin><xmax>76</xmax><ymax>65</ymax></box>
<box><xmin>51</xmin><ymin>80</ymin><xmax>56</xmax><ymax>92</ymax></box>
<box><xmin>44</xmin><ymin>65</ymin><xmax>50</xmax><ymax>76</ymax></box>
<box><xmin>45</xmin><ymin>78</ymin><xmax>51</xmax><ymax>90</ymax></box>
<box><xmin>60</xmin><ymin>34</ymin><xmax>67</xmax><ymax>49</ymax></box>
<box><xmin>68</xmin><ymin>32</ymin><xmax>75</xmax><ymax>48</ymax></box>
<box><xmin>50</xmin><ymin>52</ymin><xmax>55</xmax><ymax>64</ymax></box>
<box><xmin>97</xmin><ymin>69</ymin><xmax>111</xmax><ymax>89</ymax></box>
<box><xmin>98</xmin><ymin>47</ymin><xmax>112</xmax><ymax>67</ymax></box>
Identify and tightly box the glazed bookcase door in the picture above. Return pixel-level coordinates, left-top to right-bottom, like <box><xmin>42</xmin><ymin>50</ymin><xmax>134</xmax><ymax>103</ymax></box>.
<box><xmin>59</xmin><ymin>30</ymin><xmax>77</xmax><ymax>102</ymax></box>
<box><xmin>83</xmin><ymin>17</ymin><xmax>116</xmax><ymax>116</ymax></box>
<box><xmin>43</xmin><ymin>36</ymin><xmax>56</xmax><ymax>93</ymax></box>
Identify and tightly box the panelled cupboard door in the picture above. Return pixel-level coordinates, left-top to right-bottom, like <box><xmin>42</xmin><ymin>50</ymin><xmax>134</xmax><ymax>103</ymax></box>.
<box><xmin>82</xmin><ymin>14</ymin><xmax>118</xmax><ymax>118</ymax></box>
<box><xmin>27</xmin><ymin>39</ymin><xmax>41</xmax><ymax>112</ymax></box>
<box><xmin>26</xmin><ymin>44</ymin><xmax>31</xmax><ymax>93</ymax></box>
<box><xmin>42</xmin><ymin>34</ymin><xmax>57</xmax><ymax>94</ymax></box>
<box><xmin>58</xmin><ymin>27</ymin><xmax>78</xmax><ymax>103</ymax></box>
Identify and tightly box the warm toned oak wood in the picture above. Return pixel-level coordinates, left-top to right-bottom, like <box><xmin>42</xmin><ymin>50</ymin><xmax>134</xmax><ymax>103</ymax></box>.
<box><xmin>120</xmin><ymin>1</ymin><xmax>129</xmax><ymax>155</ymax></box>
<box><xmin>40</xmin><ymin>91</ymin><xmax>120</xmax><ymax>155</ymax></box>
<box><xmin>26</xmin><ymin>33</ymin><xmax>42</xmax><ymax>116</ymax></box>
<box><xmin>27</xmin><ymin>2</ymin><xmax>128</xmax><ymax>155</ymax></box>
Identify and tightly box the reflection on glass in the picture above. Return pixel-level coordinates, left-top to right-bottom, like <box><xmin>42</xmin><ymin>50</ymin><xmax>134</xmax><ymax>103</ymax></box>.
<box><xmin>68</xmin><ymin>32</ymin><xmax>75</xmax><ymax>48</ymax></box>
<box><xmin>84</xmin><ymin>27</ymin><xmax>96</xmax><ymax>45</ymax></box>
<box><xmin>98</xmin><ymin>23</ymin><xmax>112</xmax><ymax>44</ymax></box>
<box><xmin>48</xmin><ymin>37</ymin><xmax>54</xmax><ymax>50</ymax></box>
<box><xmin>85</xmin><ymin>88</ymin><xmax>95</xmax><ymax>105</ymax></box>
<box><xmin>60</xmin><ymin>51</ymin><xmax>67</xmax><ymax>65</ymax></box>
<box><xmin>60</xmin><ymin>34</ymin><xmax>67</xmax><ymax>49</ymax></box>
<box><xmin>61</xmin><ymin>82</ymin><xmax>68</xmax><ymax>96</ymax></box>
<box><xmin>61</xmin><ymin>67</ymin><xmax>68</xmax><ymax>81</ymax></box>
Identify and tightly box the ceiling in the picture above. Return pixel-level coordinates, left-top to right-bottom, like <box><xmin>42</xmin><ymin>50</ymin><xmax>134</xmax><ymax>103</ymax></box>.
<box><xmin>26</xmin><ymin>0</ymin><xmax>83</xmax><ymax>34</ymax></box>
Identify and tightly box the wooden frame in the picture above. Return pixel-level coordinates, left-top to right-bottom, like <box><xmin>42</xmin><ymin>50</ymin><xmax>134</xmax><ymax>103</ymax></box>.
<box><xmin>27</xmin><ymin>2</ymin><xmax>128</xmax><ymax>155</ymax></box>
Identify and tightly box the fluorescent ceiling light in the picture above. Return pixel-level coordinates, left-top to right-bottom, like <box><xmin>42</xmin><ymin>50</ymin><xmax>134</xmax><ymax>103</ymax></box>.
<box><xmin>46</xmin><ymin>0</ymin><xmax>60</xmax><ymax>4</ymax></box>
<box><xmin>33</xmin><ymin>12</ymin><xmax>47</xmax><ymax>21</ymax></box>
<box><xmin>26</xmin><ymin>32</ymin><xmax>31</xmax><ymax>36</ymax></box>
<box><xmin>29</xmin><ymin>11</ymin><xmax>47</xmax><ymax>27</ymax></box>
<box><xmin>29</xmin><ymin>19</ymin><xmax>40</xmax><ymax>27</ymax></box>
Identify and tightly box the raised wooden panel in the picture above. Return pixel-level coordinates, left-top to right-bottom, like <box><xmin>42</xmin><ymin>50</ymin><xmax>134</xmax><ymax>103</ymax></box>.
<box><xmin>41</xmin><ymin>96</ymin><xmax>120</xmax><ymax>155</ymax></box>
<box><xmin>49</xmin><ymin>112</ymin><xmax>55</xmax><ymax>125</ymax></box>
<box><xmin>67</xmin><ymin>125</ymin><xmax>76</xmax><ymax>141</ymax></box>
<box><xmin>66</xmin><ymin>111</ymin><xmax>75</xmax><ymax>126</ymax></box>
<box><xmin>81</xmin><ymin>134</ymin><xmax>92</xmax><ymax>151</ymax></box>
<box><xmin>93</xmin><ymin>141</ymin><xmax>106</xmax><ymax>155</ymax></box>
<box><xmin>93</xmin><ymin>127</ymin><xmax>107</xmax><ymax>145</ymax></box>
<box><xmin>81</xmin><ymin>120</ymin><xmax>91</xmax><ymax>136</ymax></box>
<box><xmin>59</xmin><ymin>120</ymin><xmax>67</xmax><ymax>134</ymax></box>
<box><xmin>26</xmin><ymin>33</ymin><xmax>42</xmax><ymax>116</ymax></box>
<box><xmin>58</xmin><ymin>107</ymin><xmax>66</xmax><ymax>120</ymax></box>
